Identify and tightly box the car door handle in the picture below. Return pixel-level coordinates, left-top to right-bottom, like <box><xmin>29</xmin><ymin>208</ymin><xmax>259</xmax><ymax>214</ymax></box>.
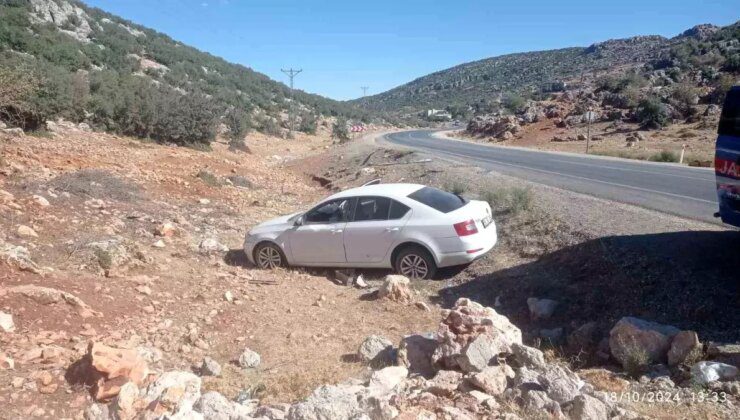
<box><xmin>385</xmin><ymin>227</ymin><xmax>400</xmax><ymax>232</ymax></box>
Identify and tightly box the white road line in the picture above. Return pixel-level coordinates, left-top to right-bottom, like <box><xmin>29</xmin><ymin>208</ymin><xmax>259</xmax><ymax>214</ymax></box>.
<box><xmin>407</xmin><ymin>144</ymin><xmax>717</xmax><ymax>205</ymax></box>
<box><xmin>545</xmin><ymin>158</ymin><xmax>714</xmax><ymax>182</ymax></box>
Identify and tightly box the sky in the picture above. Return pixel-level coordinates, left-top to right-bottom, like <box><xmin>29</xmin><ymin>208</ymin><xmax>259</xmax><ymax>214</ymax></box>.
<box><xmin>83</xmin><ymin>0</ymin><xmax>739</xmax><ymax>101</ymax></box>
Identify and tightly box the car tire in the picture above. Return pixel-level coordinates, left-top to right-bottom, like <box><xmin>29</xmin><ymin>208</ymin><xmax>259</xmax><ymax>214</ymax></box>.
<box><xmin>394</xmin><ymin>246</ymin><xmax>436</xmax><ymax>280</ymax></box>
<box><xmin>253</xmin><ymin>242</ymin><xmax>287</xmax><ymax>270</ymax></box>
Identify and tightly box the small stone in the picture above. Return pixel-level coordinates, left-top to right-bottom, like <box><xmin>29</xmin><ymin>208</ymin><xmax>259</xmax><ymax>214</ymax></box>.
<box><xmin>527</xmin><ymin>298</ymin><xmax>558</xmax><ymax>320</ymax></box>
<box><xmin>32</xmin><ymin>195</ymin><xmax>50</xmax><ymax>207</ymax></box>
<box><xmin>377</xmin><ymin>275</ymin><xmax>412</xmax><ymax>303</ymax></box>
<box><xmin>199</xmin><ymin>198</ymin><xmax>211</xmax><ymax>205</ymax></box>
<box><xmin>200</xmin><ymin>357</ymin><xmax>222</xmax><ymax>377</ymax></box>
<box><xmin>238</xmin><ymin>348</ymin><xmax>261</xmax><ymax>369</ymax></box>
<box><xmin>224</xmin><ymin>291</ymin><xmax>234</xmax><ymax>303</ymax></box>
<box><xmin>511</xmin><ymin>343</ymin><xmax>546</xmax><ymax>369</ymax></box>
<box><xmin>135</xmin><ymin>285</ymin><xmax>152</xmax><ymax>295</ymax></box>
<box><xmin>0</xmin><ymin>311</ymin><xmax>15</xmax><ymax>332</ymax></box>
<box><xmin>0</xmin><ymin>353</ymin><xmax>13</xmax><ymax>370</ymax></box>
<box><xmin>17</xmin><ymin>225</ymin><xmax>38</xmax><ymax>238</ymax></box>
<box><xmin>415</xmin><ymin>301</ymin><xmax>430</xmax><ymax>311</ymax></box>
<box><xmin>152</xmin><ymin>240</ymin><xmax>166</xmax><ymax>248</ymax></box>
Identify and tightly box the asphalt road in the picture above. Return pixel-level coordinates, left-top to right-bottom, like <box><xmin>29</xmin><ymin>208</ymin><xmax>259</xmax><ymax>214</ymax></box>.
<box><xmin>384</xmin><ymin>130</ymin><xmax>719</xmax><ymax>224</ymax></box>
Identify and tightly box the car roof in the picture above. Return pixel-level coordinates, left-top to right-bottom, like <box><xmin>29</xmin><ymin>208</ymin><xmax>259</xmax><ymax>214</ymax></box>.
<box><xmin>326</xmin><ymin>183</ymin><xmax>425</xmax><ymax>201</ymax></box>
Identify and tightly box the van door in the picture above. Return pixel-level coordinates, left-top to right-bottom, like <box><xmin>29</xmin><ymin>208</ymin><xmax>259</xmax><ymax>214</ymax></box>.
<box><xmin>716</xmin><ymin>86</ymin><xmax>740</xmax><ymax>227</ymax></box>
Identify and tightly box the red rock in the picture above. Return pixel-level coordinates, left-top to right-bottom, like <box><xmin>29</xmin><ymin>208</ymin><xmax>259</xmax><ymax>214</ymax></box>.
<box><xmin>88</xmin><ymin>342</ymin><xmax>149</xmax><ymax>401</ymax></box>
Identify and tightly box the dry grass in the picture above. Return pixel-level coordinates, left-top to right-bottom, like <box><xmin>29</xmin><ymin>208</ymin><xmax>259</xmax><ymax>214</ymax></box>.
<box><xmin>47</xmin><ymin>168</ymin><xmax>143</xmax><ymax>201</ymax></box>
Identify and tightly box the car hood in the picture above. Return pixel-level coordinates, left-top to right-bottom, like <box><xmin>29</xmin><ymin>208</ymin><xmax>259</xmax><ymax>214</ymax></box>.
<box><xmin>250</xmin><ymin>212</ymin><xmax>302</xmax><ymax>234</ymax></box>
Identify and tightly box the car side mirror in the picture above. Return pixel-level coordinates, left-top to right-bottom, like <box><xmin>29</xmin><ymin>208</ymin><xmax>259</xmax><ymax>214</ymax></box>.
<box><xmin>294</xmin><ymin>216</ymin><xmax>304</xmax><ymax>226</ymax></box>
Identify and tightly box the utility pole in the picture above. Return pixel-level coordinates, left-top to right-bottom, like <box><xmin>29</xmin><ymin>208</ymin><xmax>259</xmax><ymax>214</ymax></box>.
<box><xmin>585</xmin><ymin>106</ymin><xmax>593</xmax><ymax>154</ymax></box>
<box><xmin>361</xmin><ymin>86</ymin><xmax>369</xmax><ymax>98</ymax></box>
<box><xmin>281</xmin><ymin>68</ymin><xmax>302</xmax><ymax>136</ymax></box>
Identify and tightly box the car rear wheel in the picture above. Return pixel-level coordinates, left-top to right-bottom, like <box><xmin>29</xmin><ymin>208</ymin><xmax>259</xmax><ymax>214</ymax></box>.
<box><xmin>254</xmin><ymin>242</ymin><xmax>286</xmax><ymax>269</ymax></box>
<box><xmin>394</xmin><ymin>246</ymin><xmax>436</xmax><ymax>280</ymax></box>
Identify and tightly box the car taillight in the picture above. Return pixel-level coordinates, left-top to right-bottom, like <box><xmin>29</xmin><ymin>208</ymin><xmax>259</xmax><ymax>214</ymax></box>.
<box><xmin>453</xmin><ymin>219</ymin><xmax>478</xmax><ymax>236</ymax></box>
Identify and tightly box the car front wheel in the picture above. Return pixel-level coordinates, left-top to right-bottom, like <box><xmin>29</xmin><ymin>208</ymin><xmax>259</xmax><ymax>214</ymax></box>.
<box><xmin>394</xmin><ymin>246</ymin><xmax>436</xmax><ymax>280</ymax></box>
<box><xmin>254</xmin><ymin>242</ymin><xmax>286</xmax><ymax>269</ymax></box>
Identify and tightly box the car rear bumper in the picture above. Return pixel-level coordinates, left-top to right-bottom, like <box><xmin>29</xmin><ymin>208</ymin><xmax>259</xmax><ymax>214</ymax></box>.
<box><xmin>436</xmin><ymin>223</ymin><xmax>498</xmax><ymax>267</ymax></box>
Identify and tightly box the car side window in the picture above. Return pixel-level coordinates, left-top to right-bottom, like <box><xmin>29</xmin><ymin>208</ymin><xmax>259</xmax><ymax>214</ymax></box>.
<box><xmin>353</xmin><ymin>196</ymin><xmax>391</xmax><ymax>222</ymax></box>
<box><xmin>389</xmin><ymin>200</ymin><xmax>411</xmax><ymax>220</ymax></box>
<box><xmin>305</xmin><ymin>198</ymin><xmax>352</xmax><ymax>224</ymax></box>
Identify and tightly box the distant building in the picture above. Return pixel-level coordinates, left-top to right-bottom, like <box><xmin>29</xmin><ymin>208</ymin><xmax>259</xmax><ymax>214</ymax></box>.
<box><xmin>426</xmin><ymin>109</ymin><xmax>452</xmax><ymax>121</ymax></box>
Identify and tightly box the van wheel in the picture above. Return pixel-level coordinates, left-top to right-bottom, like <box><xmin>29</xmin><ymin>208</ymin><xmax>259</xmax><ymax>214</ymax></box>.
<box><xmin>254</xmin><ymin>242</ymin><xmax>286</xmax><ymax>269</ymax></box>
<box><xmin>394</xmin><ymin>246</ymin><xmax>436</xmax><ymax>280</ymax></box>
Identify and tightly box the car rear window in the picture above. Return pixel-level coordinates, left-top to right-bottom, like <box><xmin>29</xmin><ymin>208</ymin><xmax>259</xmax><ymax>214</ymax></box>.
<box><xmin>407</xmin><ymin>186</ymin><xmax>467</xmax><ymax>213</ymax></box>
<box><xmin>718</xmin><ymin>87</ymin><xmax>740</xmax><ymax>138</ymax></box>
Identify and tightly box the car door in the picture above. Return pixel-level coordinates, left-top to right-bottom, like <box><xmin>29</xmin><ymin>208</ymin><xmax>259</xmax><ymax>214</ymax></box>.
<box><xmin>344</xmin><ymin>197</ymin><xmax>411</xmax><ymax>264</ymax></box>
<box><xmin>289</xmin><ymin>198</ymin><xmax>354</xmax><ymax>264</ymax></box>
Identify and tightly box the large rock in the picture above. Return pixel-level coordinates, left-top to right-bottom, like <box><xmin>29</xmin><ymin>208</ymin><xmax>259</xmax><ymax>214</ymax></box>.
<box><xmin>426</xmin><ymin>370</ymin><xmax>463</xmax><ymax>396</ymax></box>
<box><xmin>432</xmin><ymin>298</ymin><xmax>521</xmax><ymax>371</ymax></box>
<box><xmin>667</xmin><ymin>331</ymin><xmax>702</xmax><ymax>366</ymax></box>
<box><xmin>467</xmin><ymin>115</ymin><xmax>521</xmax><ymax>140</ymax></box>
<box><xmin>609</xmin><ymin>317</ymin><xmax>680</xmax><ymax>367</ymax></box>
<box><xmin>526</xmin><ymin>298</ymin><xmax>558</xmax><ymax>320</ymax></box>
<box><xmin>708</xmin><ymin>343</ymin><xmax>740</xmax><ymax>368</ymax></box>
<box><xmin>456</xmin><ymin>332</ymin><xmax>511</xmax><ymax>372</ymax></box>
<box><xmin>88</xmin><ymin>342</ymin><xmax>150</xmax><ymax>401</ymax></box>
<box><xmin>143</xmin><ymin>371</ymin><xmax>202</xmax><ymax>418</ymax></box>
<box><xmin>358</xmin><ymin>335</ymin><xmax>394</xmax><ymax>367</ymax></box>
<box><xmin>199</xmin><ymin>238</ymin><xmax>229</xmax><ymax>255</ymax></box>
<box><xmin>377</xmin><ymin>275</ymin><xmax>412</xmax><ymax>303</ymax></box>
<box><xmin>522</xmin><ymin>390</ymin><xmax>563</xmax><ymax>418</ymax></box>
<box><xmin>397</xmin><ymin>333</ymin><xmax>437</xmax><ymax>378</ymax></box>
<box><xmin>511</xmin><ymin>343</ymin><xmax>546</xmax><ymax>369</ymax></box>
<box><xmin>287</xmin><ymin>385</ymin><xmax>363</xmax><ymax>420</ymax></box>
<box><xmin>536</xmin><ymin>365</ymin><xmax>584</xmax><ymax>404</ymax></box>
<box><xmin>194</xmin><ymin>391</ymin><xmax>255</xmax><ymax>419</ymax></box>
<box><xmin>570</xmin><ymin>394</ymin><xmax>609</xmax><ymax>420</ymax></box>
<box><xmin>691</xmin><ymin>361</ymin><xmax>739</xmax><ymax>384</ymax></box>
<box><xmin>467</xmin><ymin>365</ymin><xmax>512</xmax><ymax>395</ymax></box>
<box><xmin>200</xmin><ymin>356</ymin><xmax>222</xmax><ymax>377</ymax></box>
<box><xmin>367</xmin><ymin>366</ymin><xmax>408</xmax><ymax>395</ymax></box>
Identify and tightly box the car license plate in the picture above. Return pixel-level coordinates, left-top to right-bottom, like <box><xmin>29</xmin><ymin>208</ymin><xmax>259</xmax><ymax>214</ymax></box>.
<box><xmin>481</xmin><ymin>215</ymin><xmax>492</xmax><ymax>228</ymax></box>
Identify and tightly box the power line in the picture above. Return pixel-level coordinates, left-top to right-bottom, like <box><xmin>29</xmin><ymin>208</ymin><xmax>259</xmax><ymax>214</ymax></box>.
<box><xmin>281</xmin><ymin>68</ymin><xmax>302</xmax><ymax>136</ymax></box>
<box><xmin>361</xmin><ymin>86</ymin><xmax>369</xmax><ymax>97</ymax></box>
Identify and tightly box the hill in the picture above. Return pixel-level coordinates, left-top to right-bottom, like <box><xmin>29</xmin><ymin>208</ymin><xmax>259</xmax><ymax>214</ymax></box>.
<box><xmin>0</xmin><ymin>0</ymin><xmax>376</xmax><ymax>145</ymax></box>
<box><xmin>355</xmin><ymin>22</ymin><xmax>739</xmax><ymax>118</ymax></box>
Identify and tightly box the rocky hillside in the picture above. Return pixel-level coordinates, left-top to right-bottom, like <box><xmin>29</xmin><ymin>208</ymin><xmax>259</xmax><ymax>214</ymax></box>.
<box><xmin>355</xmin><ymin>22</ymin><xmax>739</xmax><ymax>118</ymax></box>
<box><xmin>0</xmin><ymin>0</ymin><xmax>378</xmax><ymax>144</ymax></box>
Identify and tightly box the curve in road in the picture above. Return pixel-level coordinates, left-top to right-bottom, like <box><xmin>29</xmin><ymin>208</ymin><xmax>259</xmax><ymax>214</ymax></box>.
<box><xmin>384</xmin><ymin>130</ymin><xmax>719</xmax><ymax>224</ymax></box>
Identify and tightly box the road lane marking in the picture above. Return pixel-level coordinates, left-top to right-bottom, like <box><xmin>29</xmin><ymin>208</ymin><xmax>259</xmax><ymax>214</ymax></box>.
<box><xmin>546</xmin><ymin>158</ymin><xmax>714</xmax><ymax>182</ymax></box>
<box><xmin>398</xmin><ymin>141</ymin><xmax>717</xmax><ymax>205</ymax></box>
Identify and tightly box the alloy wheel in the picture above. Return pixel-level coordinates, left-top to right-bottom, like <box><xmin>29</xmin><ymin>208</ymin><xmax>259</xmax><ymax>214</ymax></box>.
<box><xmin>399</xmin><ymin>254</ymin><xmax>428</xmax><ymax>279</ymax></box>
<box><xmin>257</xmin><ymin>245</ymin><xmax>282</xmax><ymax>269</ymax></box>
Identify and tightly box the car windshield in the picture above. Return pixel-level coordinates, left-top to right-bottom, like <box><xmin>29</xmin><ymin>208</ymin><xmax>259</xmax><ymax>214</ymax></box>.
<box><xmin>407</xmin><ymin>186</ymin><xmax>468</xmax><ymax>213</ymax></box>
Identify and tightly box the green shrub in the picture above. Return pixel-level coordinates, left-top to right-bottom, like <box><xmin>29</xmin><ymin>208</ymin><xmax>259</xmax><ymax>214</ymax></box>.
<box><xmin>481</xmin><ymin>186</ymin><xmax>533</xmax><ymax>216</ymax></box>
<box><xmin>332</xmin><ymin>118</ymin><xmax>350</xmax><ymax>142</ymax></box>
<box><xmin>298</xmin><ymin>112</ymin><xmax>318</xmax><ymax>134</ymax></box>
<box><xmin>649</xmin><ymin>150</ymin><xmax>679</xmax><ymax>162</ymax></box>
<box><xmin>636</xmin><ymin>97</ymin><xmax>669</xmax><ymax>129</ymax></box>
<box><xmin>445</xmin><ymin>181</ymin><xmax>467</xmax><ymax>195</ymax></box>
<box><xmin>196</xmin><ymin>170</ymin><xmax>223</xmax><ymax>187</ymax></box>
<box><xmin>502</xmin><ymin>93</ymin><xmax>526</xmax><ymax>114</ymax></box>
<box><xmin>223</xmin><ymin>107</ymin><xmax>250</xmax><ymax>141</ymax></box>
<box><xmin>670</xmin><ymin>84</ymin><xmax>700</xmax><ymax>117</ymax></box>
<box><xmin>723</xmin><ymin>54</ymin><xmax>740</xmax><ymax>73</ymax></box>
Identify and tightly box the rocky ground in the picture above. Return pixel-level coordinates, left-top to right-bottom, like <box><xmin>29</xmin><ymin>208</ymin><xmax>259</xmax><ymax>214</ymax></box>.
<box><xmin>1</xmin><ymin>125</ymin><xmax>739</xmax><ymax>419</ymax></box>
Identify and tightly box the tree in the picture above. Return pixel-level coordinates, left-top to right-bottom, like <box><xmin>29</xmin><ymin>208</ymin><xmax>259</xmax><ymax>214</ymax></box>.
<box><xmin>636</xmin><ymin>97</ymin><xmax>669</xmax><ymax>129</ymax></box>
<box><xmin>331</xmin><ymin>118</ymin><xmax>350</xmax><ymax>142</ymax></box>
<box><xmin>298</xmin><ymin>112</ymin><xmax>318</xmax><ymax>134</ymax></box>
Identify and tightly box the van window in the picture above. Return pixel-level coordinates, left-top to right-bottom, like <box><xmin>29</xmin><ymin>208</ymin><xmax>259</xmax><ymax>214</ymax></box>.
<box><xmin>408</xmin><ymin>186</ymin><xmax>467</xmax><ymax>213</ymax></box>
<box><xmin>718</xmin><ymin>88</ymin><xmax>740</xmax><ymax>138</ymax></box>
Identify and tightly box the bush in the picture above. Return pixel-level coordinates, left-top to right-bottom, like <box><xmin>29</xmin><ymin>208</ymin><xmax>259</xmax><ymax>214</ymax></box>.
<box><xmin>0</xmin><ymin>65</ymin><xmax>39</xmax><ymax>128</ymax></box>
<box><xmin>259</xmin><ymin>116</ymin><xmax>283</xmax><ymax>137</ymax></box>
<box><xmin>723</xmin><ymin>54</ymin><xmax>740</xmax><ymax>73</ymax></box>
<box><xmin>670</xmin><ymin>84</ymin><xmax>700</xmax><ymax>117</ymax></box>
<box><xmin>481</xmin><ymin>186</ymin><xmax>533</xmax><ymax>216</ymax></box>
<box><xmin>332</xmin><ymin>118</ymin><xmax>350</xmax><ymax>142</ymax></box>
<box><xmin>636</xmin><ymin>97</ymin><xmax>669</xmax><ymax>129</ymax></box>
<box><xmin>298</xmin><ymin>112</ymin><xmax>318</xmax><ymax>134</ymax></box>
<box><xmin>223</xmin><ymin>107</ymin><xmax>250</xmax><ymax>141</ymax></box>
<box><xmin>196</xmin><ymin>170</ymin><xmax>223</xmax><ymax>187</ymax></box>
<box><xmin>649</xmin><ymin>150</ymin><xmax>679</xmax><ymax>162</ymax></box>
<box><xmin>707</xmin><ymin>74</ymin><xmax>736</xmax><ymax>104</ymax></box>
<box><xmin>445</xmin><ymin>181</ymin><xmax>467</xmax><ymax>195</ymax></box>
<box><xmin>502</xmin><ymin>93</ymin><xmax>526</xmax><ymax>114</ymax></box>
